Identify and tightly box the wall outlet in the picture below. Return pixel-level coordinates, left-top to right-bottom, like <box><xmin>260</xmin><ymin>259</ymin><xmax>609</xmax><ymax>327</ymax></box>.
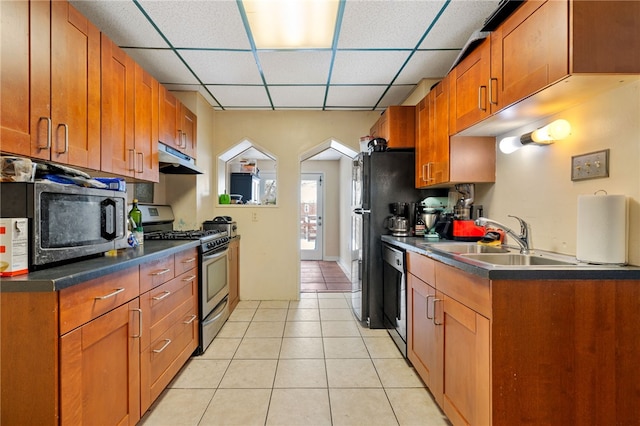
<box><xmin>251</xmin><ymin>212</ymin><xmax>258</xmax><ymax>222</ymax></box>
<box><xmin>571</xmin><ymin>149</ymin><xmax>609</xmax><ymax>181</ymax></box>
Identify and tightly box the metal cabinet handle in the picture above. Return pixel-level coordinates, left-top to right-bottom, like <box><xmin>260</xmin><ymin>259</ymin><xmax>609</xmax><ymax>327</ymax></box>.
<box><xmin>151</xmin><ymin>268</ymin><xmax>171</xmax><ymax>276</ymax></box>
<box><xmin>181</xmin><ymin>275</ymin><xmax>197</xmax><ymax>283</ymax></box>
<box><xmin>489</xmin><ymin>78</ymin><xmax>498</xmax><ymax>105</ymax></box>
<box><xmin>128</xmin><ymin>149</ymin><xmax>136</xmax><ymax>171</ymax></box>
<box><xmin>182</xmin><ymin>132</ymin><xmax>187</xmax><ymax>149</ymax></box>
<box><xmin>183</xmin><ymin>314</ymin><xmax>197</xmax><ymax>325</ymax></box>
<box><xmin>426</xmin><ymin>162</ymin><xmax>434</xmax><ymax>182</ymax></box>
<box><xmin>136</xmin><ymin>152</ymin><xmax>144</xmax><ymax>173</ymax></box>
<box><xmin>182</xmin><ymin>257</ymin><xmax>197</xmax><ymax>264</ymax></box>
<box><xmin>152</xmin><ymin>339</ymin><xmax>172</xmax><ymax>353</ymax></box>
<box><xmin>433</xmin><ymin>298</ymin><xmax>443</xmax><ymax>326</ymax></box>
<box><xmin>95</xmin><ymin>287</ymin><xmax>125</xmax><ymax>300</ymax></box>
<box><xmin>425</xmin><ymin>295</ymin><xmax>434</xmax><ymax>319</ymax></box>
<box><xmin>152</xmin><ymin>290</ymin><xmax>171</xmax><ymax>301</ymax></box>
<box><xmin>56</xmin><ymin>123</ymin><xmax>69</xmax><ymax>154</ymax></box>
<box><xmin>132</xmin><ymin>308</ymin><xmax>142</xmax><ymax>338</ymax></box>
<box><xmin>478</xmin><ymin>86</ymin><xmax>487</xmax><ymax>112</ymax></box>
<box><xmin>38</xmin><ymin>117</ymin><xmax>52</xmax><ymax>150</ymax></box>
<box><xmin>421</xmin><ymin>164</ymin><xmax>427</xmax><ymax>183</ymax></box>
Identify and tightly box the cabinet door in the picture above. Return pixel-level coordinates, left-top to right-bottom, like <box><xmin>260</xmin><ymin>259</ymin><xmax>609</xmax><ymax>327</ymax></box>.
<box><xmin>228</xmin><ymin>239</ymin><xmax>240</xmax><ymax>312</ymax></box>
<box><xmin>60</xmin><ymin>299</ymin><xmax>141</xmax><ymax>426</ymax></box>
<box><xmin>490</xmin><ymin>0</ymin><xmax>568</xmax><ymax>112</ymax></box>
<box><xmin>0</xmin><ymin>0</ymin><xmax>50</xmax><ymax>158</ymax></box>
<box><xmin>159</xmin><ymin>85</ymin><xmax>179</xmax><ymax>149</ymax></box>
<box><xmin>101</xmin><ymin>35</ymin><xmax>135</xmax><ymax>177</ymax></box>
<box><xmin>415</xmin><ymin>96</ymin><xmax>429</xmax><ymax>187</ymax></box>
<box><xmin>385</xmin><ymin>106</ymin><xmax>415</xmax><ymax>149</ymax></box>
<box><xmin>429</xmin><ymin>77</ymin><xmax>450</xmax><ymax>185</ymax></box>
<box><xmin>407</xmin><ymin>273</ymin><xmax>444</xmax><ymax>405</ymax></box>
<box><xmin>442</xmin><ymin>295</ymin><xmax>490</xmax><ymax>426</ymax></box>
<box><xmin>134</xmin><ymin>63</ymin><xmax>160</xmax><ymax>182</ymax></box>
<box><xmin>179</xmin><ymin>104</ymin><xmax>197</xmax><ymax>158</ymax></box>
<box><xmin>50</xmin><ymin>1</ymin><xmax>101</xmax><ymax>169</ymax></box>
<box><xmin>449</xmin><ymin>37</ymin><xmax>491</xmax><ymax>134</ymax></box>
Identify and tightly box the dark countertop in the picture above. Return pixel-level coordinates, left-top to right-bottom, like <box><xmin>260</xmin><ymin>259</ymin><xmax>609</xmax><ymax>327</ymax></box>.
<box><xmin>382</xmin><ymin>235</ymin><xmax>640</xmax><ymax>280</ymax></box>
<box><xmin>0</xmin><ymin>240</ymin><xmax>200</xmax><ymax>293</ymax></box>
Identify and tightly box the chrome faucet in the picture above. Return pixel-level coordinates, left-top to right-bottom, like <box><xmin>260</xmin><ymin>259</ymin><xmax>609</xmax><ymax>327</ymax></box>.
<box><xmin>475</xmin><ymin>215</ymin><xmax>532</xmax><ymax>254</ymax></box>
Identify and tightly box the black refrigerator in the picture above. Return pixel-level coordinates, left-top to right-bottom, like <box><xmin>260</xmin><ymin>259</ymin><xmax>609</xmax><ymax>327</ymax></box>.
<box><xmin>350</xmin><ymin>150</ymin><xmax>431</xmax><ymax>328</ymax></box>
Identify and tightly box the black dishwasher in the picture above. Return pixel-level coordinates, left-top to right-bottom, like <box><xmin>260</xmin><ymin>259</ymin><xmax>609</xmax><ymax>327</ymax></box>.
<box><xmin>382</xmin><ymin>243</ymin><xmax>408</xmax><ymax>358</ymax></box>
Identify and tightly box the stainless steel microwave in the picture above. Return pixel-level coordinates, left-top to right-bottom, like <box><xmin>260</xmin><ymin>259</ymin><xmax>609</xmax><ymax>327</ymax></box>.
<box><xmin>0</xmin><ymin>182</ymin><xmax>129</xmax><ymax>268</ymax></box>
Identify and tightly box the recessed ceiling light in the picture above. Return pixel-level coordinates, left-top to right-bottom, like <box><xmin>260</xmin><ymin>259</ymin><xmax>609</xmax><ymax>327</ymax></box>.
<box><xmin>243</xmin><ymin>0</ymin><xmax>339</xmax><ymax>49</ymax></box>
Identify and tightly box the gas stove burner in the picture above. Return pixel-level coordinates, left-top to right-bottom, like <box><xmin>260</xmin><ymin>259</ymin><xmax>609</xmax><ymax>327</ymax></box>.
<box><xmin>144</xmin><ymin>229</ymin><xmax>223</xmax><ymax>241</ymax></box>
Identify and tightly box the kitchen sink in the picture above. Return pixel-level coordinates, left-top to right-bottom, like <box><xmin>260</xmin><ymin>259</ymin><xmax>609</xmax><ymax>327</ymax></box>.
<box><xmin>425</xmin><ymin>242</ymin><xmax>510</xmax><ymax>254</ymax></box>
<box><xmin>459</xmin><ymin>253</ymin><xmax>578</xmax><ymax>266</ymax></box>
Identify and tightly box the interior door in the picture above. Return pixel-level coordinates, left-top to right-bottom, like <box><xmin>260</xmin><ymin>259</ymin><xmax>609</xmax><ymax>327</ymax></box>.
<box><xmin>300</xmin><ymin>173</ymin><xmax>323</xmax><ymax>261</ymax></box>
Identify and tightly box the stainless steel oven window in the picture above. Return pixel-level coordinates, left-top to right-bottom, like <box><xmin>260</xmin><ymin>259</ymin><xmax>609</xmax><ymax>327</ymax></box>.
<box><xmin>202</xmin><ymin>248</ymin><xmax>229</xmax><ymax>315</ymax></box>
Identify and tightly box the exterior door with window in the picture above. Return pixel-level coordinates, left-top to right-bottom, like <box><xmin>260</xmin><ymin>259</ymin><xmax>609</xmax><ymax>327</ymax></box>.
<box><xmin>300</xmin><ymin>173</ymin><xmax>323</xmax><ymax>260</ymax></box>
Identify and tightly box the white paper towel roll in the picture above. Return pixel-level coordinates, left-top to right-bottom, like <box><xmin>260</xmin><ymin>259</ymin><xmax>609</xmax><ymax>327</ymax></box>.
<box><xmin>576</xmin><ymin>194</ymin><xmax>627</xmax><ymax>264</ymax></box>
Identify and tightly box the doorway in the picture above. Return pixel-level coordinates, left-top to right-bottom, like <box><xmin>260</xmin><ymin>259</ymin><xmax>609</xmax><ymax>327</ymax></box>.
<box><xmin>300</xmin><ymin>173</ymin><xmax>323</xmax><ymax>261</ymax></box>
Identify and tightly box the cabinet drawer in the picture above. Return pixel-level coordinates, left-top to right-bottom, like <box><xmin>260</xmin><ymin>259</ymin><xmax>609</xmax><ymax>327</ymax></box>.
<box><xmin>175</xmin><ymin>248</ymin><xmax>198</xmax><ymax>275</ymax></box>
<box><xmin>142</xmin><ymin>301</ymin><xmax>198</xmax><ymax>404</ymax></box>
<box><xmin>435</xmin><ymin>262</ymin><xmax>490</xmax><ymax>319</ymax></box>
<box><xmin>140</xmin><ymin>254</ymin><xmax>175</xmax><ymax>293</ymax></box>
<box><xmin>407</xmin><ymin>251</ymin><xmax>436</xmax><ymax>284</ymax></box>
<box><xmin>141</xmin><ymin>271</ymin><xmax>197</xmax><ymax>349</ymax></box>
<box><xmin>59</xmin><ymin>267</ymin><xmax>140</xmax><ymax>335</ymax></box>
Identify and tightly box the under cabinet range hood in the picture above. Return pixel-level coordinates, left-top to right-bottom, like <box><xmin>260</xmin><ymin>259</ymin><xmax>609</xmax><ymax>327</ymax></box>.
<box><xmin>158</xmin><ymin>142</ymin><xmax>203</xmax><ymax>174</ymax></box>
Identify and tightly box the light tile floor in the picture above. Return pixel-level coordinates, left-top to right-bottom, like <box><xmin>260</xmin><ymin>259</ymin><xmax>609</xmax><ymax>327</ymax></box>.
<box><xmin>139</xmin><ymin>292</ymin><xmax>450</xmax><ymax>426</ymax></box>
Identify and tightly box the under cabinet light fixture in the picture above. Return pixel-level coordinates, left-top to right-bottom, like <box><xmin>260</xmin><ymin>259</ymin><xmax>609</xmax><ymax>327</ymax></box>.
<box><xmin>499</xmin><ymin>119</ymin><xmax>572</xmax><ymax>154</ymax></box>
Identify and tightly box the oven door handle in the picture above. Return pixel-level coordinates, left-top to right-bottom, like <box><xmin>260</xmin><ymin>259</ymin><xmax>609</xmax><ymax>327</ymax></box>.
<box><xmin>202</xmin><ymin>248</ymin><xmax>229</xmax><ymax>262</ymax></box>
<box><xmin>202</xmin><ymin>298</ymin><xmax>229</xmax><ymax>326</ymax></box>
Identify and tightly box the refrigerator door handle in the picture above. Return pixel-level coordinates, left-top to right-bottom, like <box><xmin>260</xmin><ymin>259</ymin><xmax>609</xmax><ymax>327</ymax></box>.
<box><xmin>353</xmin><ymin>208</ymin><xmax>371</xmax><ymax>215</ymax></box>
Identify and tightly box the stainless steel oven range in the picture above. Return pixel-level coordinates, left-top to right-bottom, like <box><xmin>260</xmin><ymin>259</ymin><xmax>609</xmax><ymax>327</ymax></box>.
<box><xmin>140</xmin><ymin>204</ymin><xmax>230</xmax><ymax>355</ymax></box>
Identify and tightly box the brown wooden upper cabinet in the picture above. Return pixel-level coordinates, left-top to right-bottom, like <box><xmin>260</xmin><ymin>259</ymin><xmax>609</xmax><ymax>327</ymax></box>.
<box><xmin>370</xmin><ymin>105</ymin><xmax>415</xmax><ymax>149</ymax></box>
<box><xmin>159</xmin><ymin>86</ymin><xmax>198</xmax><ymax>160</ymax></box>
<box><xmin>1</xmin><ymin>0</ymin><xmax>101</xmax><ymax>169</ymax></box>
<box><xmin>450</xmin><ymin>0</ymin><xmax>640</xmax><ymax>134</ymax></box>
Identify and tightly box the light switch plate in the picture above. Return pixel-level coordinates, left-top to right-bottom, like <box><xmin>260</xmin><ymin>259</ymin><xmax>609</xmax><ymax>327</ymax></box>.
<box><xmin>571</xmin><ymin>149</ymin><xmax>609</xmax><ymax>181</ymax></box>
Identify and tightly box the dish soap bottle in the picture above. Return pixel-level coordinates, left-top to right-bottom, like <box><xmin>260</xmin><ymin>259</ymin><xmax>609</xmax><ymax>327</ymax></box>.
<box><xmin>129</xmin><ymin>199</ymin><xmax>144</xmax><ymax>245</ymax></box>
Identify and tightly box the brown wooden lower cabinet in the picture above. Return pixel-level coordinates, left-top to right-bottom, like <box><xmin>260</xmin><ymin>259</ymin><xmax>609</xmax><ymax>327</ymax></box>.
<box><xmin>0</xmin><ymin>246</ymin><xmax>199</xmax><ymax>425</ymax></box>
<box><xmin>407</xmin><ymin>251</ymin><xmax>640</xmax><ymax>426</ymax></box>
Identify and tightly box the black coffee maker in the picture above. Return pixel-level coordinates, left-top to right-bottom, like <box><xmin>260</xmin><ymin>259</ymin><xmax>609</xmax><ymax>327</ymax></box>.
<box><xmin>434</xmin><ymin>212</ymin><xmax>454</xmax><ymax>239</ymax></box>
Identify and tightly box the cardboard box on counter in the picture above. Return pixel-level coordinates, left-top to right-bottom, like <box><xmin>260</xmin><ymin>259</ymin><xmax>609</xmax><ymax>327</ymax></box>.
<box><xmin>0</xmin><ymin>218</ymin><xmax>29</xmax><ymax>276</ymax></box>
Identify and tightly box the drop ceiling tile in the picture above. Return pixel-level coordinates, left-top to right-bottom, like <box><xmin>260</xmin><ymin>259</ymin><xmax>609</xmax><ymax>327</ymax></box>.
<box><xmin>259</xmin><ymin>51</ymin><xmax>333</xmax><ymax>84</ymax></box>
<box><xmin>338</xmin><ymin>0</ymin><xmax>446</xmax><ymax>49</ymax></box>
<box><xmin>206</xmin><ymin>85</ymin><xmax>272</xmax><ymax>109</ymax></box>
<box><xmin>164</xmin><ymin>84</ymin><xmax>221</xmax><ymax>108</ymax></box>
<box><xmin>122</xmin><ymin>48</ymin><xmax>198</xmax><ymax>85</ymax></box>
<box><xmin>269</xmin><ymin>86</ymin><xmax>327</xmax><ymax>108</ymax></box>
<box><xmin>325</xmin><ymin>85</ymin><xmax>386</xmax><ymax>108</ymax></box>
<box><xmin>137</xmin><ymin>0</ymin><xmax>250</xmax><ymax>49</ymax></box>
<box><xmin>396</xmin><ymin>50</ymin><xmax>460</xmax><ymax>84</ymax></box>
<box><xmin>331</xmin><ymin>51</ymin><xmax>410</xmax><ymax>84</ymax></box>
<box><xmin>69</xmin><ymin>0</ymin><xmax>168</xmax><ymax>48</ymax></box>
<box><xmin>377</xmin><ymin>85</ymin><xmax>417</xmax><ymax>108</ymax></box>
<box><xmin>179</xmin><ymin>50</ymin><xmax>263</xmax><ymax>85</ymax></box>
<box><xmin>419</xmin><ymin>0</ymin><xmax>499</xmax><ymax>49</ymax></box>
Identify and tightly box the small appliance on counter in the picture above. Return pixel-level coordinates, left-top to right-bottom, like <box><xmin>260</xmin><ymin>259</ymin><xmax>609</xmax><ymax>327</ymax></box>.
<box><xmin>385</xmin><ymin>202</ymin><xmax>411</xmax><ymax>237</ymax></box>
<box><xmin>203</xmin><ymin>216</ymin><xmax>237</xmax><ymax>237</ymax></box>
<box><xmin>451</xmin><ymin>183</ymin><xmax>485</xmax><ymax>241</ymax></box>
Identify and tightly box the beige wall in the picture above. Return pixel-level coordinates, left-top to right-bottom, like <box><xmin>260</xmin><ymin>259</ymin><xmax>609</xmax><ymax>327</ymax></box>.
<box><xmin>475</xmin><ymin>80</ymin><xmax>640</xmax><ymax>265</ymax></box>
<box><xmin>159</xmin><ymin>79</ymin><xmax>640</xmax><ymax>302</ymax></box>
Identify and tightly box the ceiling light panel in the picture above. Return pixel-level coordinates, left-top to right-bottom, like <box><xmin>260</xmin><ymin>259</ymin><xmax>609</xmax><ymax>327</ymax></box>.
<box><xmin>179</xmin><ymin>50</ymin><xmax>263</xmax><ymax>85</ymax></box>
<box><xmin>244</xmin><ymin>0</ymin><xmax>339</xmax><ymax>49</ymax></box>
<box><xmin>122</xmin><ymin>48</ymin><xmax>199</xmax><ymax>84</ymax></box>
<box><xmin>269</xmin><ymin>86</ymin><xmax>327</xmax><ymax>108</ymax></box>
<box><xmin>395</xmin><ymin>50</ymin><xmax>460</xmax><ymax>84</ymax></box>
<box><xmin>69</xmin><ymin>0</ymin><xmax>168</xmax><ymax>48</ymax></box>
<box><xmin>138</xmin><ymin>0</ymin><xmax>251</xmax><ymax>49</ymax></box>
<box><xmin>206</xmin><ymin>85</ymin><xmax>272</xmax><ymax>109</ymax></box>
<box><xmin>337</xmin><ymin>0</ymin><xmax>446</xmax><ymax>49</ymax></box>
<box><xmin>331</xmin><ymin>51</ymin><xmax>411</xmax><ymax>84</ymax></box>
<box><xmin>419</xmin><ymin>0</ymin><xmax>499</xmax><ymax>49</ymax></box>
<box><xmin>258</xmin><ymin>51</ymin><xmax>333</xmax><ymax>84</ymax></box>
